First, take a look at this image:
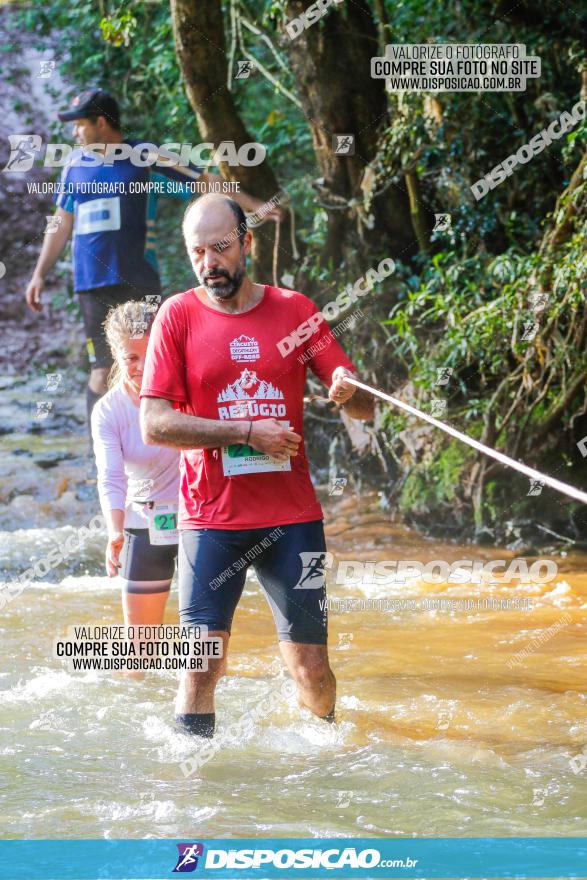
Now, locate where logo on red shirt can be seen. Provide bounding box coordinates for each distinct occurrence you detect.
[217,368,287,420]
[229,334,260,362]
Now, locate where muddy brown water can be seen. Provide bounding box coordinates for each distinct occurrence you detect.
[1,2,587,854]
[2,420,587,839]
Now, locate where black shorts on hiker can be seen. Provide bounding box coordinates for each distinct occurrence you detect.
[119,528,178,586]
[178,520,329,644]
[78,284,161,369]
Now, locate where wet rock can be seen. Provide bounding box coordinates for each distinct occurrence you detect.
[4,494,37,527]
[75,482,98,503]
[35,451,78,470]
[473,525,497,545]
[505,539,539,555]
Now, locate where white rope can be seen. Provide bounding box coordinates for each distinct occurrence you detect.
[342,376,587,506]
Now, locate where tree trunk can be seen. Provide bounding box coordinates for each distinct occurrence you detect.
[282,0,415,265]
[544,147,587,251]
[372,0,392,55]
[169,0,292,281]
[405,171,430,253]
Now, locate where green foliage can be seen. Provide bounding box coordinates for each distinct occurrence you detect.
[399,440,475,514]
[99,11,136,47]
[17,0,193,142]
[17,0,319,286]
[14,0,587,537]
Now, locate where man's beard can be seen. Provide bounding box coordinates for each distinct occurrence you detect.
[199,263,245,300]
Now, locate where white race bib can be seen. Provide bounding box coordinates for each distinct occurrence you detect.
[147,502,179,545]
[76,197,121,235]
[221,421,292,476]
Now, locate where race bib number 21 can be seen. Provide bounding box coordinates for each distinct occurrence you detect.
[148,503,179,545]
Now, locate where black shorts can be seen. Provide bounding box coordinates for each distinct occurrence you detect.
[178,520,328,644]
[78,284,161,369]
[119,528,178,589]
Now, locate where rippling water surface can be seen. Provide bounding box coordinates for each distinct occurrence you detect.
[2,5,587,853]
[3,491,587,840]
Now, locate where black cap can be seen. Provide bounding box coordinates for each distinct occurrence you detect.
[58,89,120,127]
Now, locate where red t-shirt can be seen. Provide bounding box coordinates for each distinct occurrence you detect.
[140,285,356,529]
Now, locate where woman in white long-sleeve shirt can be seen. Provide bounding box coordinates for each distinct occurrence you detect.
[91,300,180,625]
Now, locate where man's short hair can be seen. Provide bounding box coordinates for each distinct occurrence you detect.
[182,195,248,246]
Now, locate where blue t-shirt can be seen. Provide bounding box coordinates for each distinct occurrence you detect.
[54,141,202,293]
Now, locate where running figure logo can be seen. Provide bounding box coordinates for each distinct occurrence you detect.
[239,367,257,390]
[34,401,53,420]
[45,372,62,393]
[332,134,355,155]
[530,292,549,313]
[37,60,56,79]
[329,476,347,496]
[527,479,544,496]
[235,60,253,78]
[522,322,539,341]
[130,320,149,339]
[430,398,447,417]
[173,843,204,872]
[432,213,452,232]
[2,135,42,172]
[293,551,333,589]
[44,214,63,234]
[435,367,453,386]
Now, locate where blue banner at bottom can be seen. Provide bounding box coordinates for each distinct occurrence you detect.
[1,838,587,879]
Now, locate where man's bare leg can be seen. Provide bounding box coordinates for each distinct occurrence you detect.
[279,642,336,718]
[174,630,229,735]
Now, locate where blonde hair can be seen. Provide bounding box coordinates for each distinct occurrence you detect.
[103,300,158,388]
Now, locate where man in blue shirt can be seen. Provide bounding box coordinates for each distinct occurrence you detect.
[25,89,281,434]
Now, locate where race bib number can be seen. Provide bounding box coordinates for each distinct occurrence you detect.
[221,422,292,476]
[76,197,121,235]
[148,502,179,545]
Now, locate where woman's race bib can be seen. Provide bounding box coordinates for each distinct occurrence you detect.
[147,502,179,545]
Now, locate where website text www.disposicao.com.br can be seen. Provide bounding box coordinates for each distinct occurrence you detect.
[200,846,418,870]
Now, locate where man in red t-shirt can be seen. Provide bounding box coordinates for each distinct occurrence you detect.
[140,194,374,737]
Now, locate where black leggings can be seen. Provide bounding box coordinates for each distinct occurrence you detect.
[119,528,177,592]
[178,520,328,643]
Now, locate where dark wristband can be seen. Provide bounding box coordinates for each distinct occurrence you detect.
[245,420,253,445]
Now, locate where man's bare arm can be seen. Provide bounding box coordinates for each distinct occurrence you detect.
[25,208,74,312]
[141,397,249,449]
[328,367,375,421]
[141,397,302,460]
[340,387,375,421]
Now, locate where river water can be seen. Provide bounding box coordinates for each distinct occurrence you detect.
[2,2,587,853]
[1,369,587,842]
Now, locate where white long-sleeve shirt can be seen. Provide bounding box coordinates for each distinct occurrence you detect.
[91,382,180,529]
